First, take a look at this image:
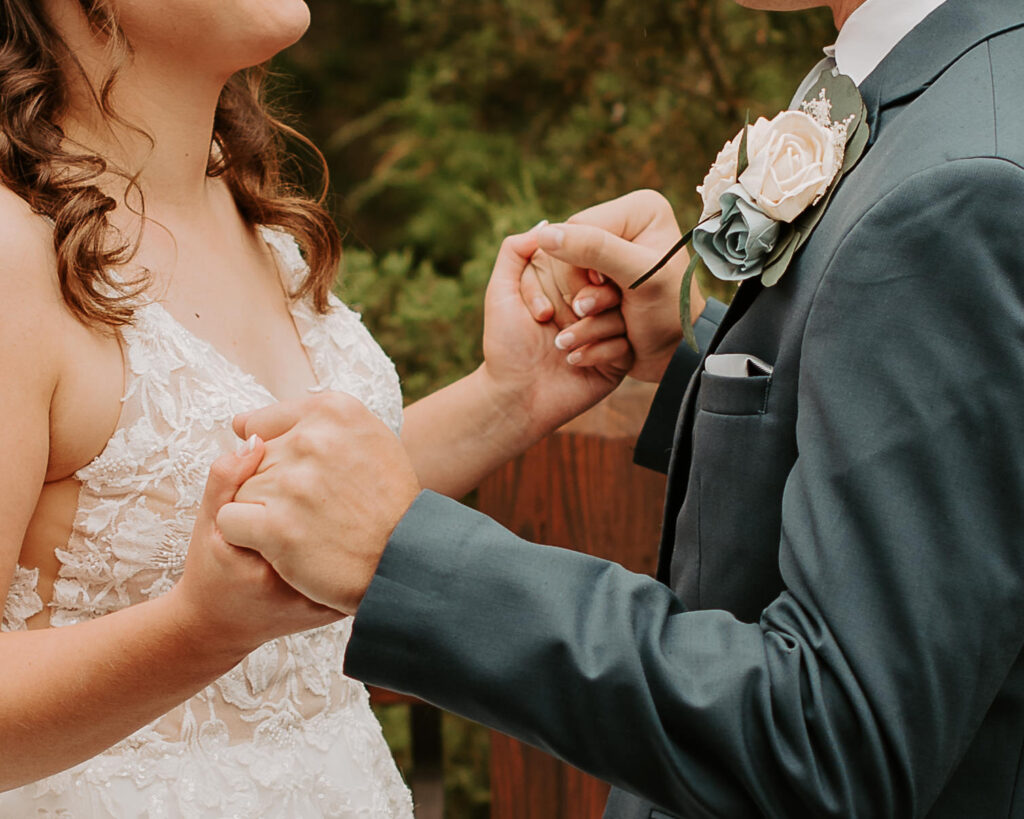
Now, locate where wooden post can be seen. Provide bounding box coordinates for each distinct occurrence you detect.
[477,378,668,819]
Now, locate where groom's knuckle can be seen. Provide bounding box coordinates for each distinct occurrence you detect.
[632,188,669,211]
[291,463,320,498]
[291,425,321,457]
[587,228,609,265]
[322,391,360,423]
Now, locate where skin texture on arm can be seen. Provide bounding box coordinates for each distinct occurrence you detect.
[229,158,1024,817]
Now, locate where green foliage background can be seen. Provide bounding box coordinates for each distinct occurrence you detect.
[274,1,833,813]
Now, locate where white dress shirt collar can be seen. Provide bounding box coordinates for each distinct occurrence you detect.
[829,0,948,85]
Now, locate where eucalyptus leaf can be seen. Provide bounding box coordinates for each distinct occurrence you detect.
[763,223,796,267]
[680,248,701,351]
[802,69,863,125]
[841,103,870,173]
[737,111,751,178]
[761,232,801,288]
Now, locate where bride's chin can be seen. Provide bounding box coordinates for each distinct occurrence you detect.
[233,1,311,65]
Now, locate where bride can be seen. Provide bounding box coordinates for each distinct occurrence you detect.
[0,0,632,815]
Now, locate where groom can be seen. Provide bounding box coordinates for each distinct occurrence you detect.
[221,0,1024,816]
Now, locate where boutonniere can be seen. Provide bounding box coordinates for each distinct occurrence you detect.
[631,69,870,349]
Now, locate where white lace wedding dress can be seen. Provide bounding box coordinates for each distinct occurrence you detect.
[0,228,415,818]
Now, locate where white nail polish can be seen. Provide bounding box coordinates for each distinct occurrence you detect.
[244,434,259,454]
[567,350,583,365]
[573,297,596,318]
[554,332,575,351]
[532,219,549,231]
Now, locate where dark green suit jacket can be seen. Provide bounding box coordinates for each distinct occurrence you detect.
[347,1,1024,815]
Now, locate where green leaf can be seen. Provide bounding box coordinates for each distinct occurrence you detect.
[762,223,796,267]
[841,101,871,174]
[736,110,751,178]
[801,69,862,125]
[760,231,801,288]
[680,249,702,351]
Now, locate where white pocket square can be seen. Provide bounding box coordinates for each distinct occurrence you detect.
[705,353,774,378]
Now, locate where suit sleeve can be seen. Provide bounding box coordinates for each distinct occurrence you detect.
[634,297,728,474]
[345,158,1024,818]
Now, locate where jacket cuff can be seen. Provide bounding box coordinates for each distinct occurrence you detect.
[633,297,728,474]
[345,490,482,692]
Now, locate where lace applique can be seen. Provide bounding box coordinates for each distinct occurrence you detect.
[1,565,43,632]
[0,228,412,817]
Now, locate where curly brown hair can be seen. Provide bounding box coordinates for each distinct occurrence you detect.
[0,0,342,328]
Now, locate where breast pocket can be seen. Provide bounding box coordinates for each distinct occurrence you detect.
[673,355,788,620]
[699,353,773,415]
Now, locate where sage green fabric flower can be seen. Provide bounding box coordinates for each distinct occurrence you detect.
[693,183,782,281]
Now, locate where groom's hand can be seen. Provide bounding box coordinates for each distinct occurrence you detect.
[522,190,706,383]
[217,394,422,615]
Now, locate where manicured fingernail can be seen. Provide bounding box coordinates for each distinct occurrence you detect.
[532,219,549,232]
[573,297,596,318]
[236,434,260,455]
[532,297,552,318]
[538,226,565,249]
[567,350,583,365]
[589,271,606,285]
[554,331,575,351]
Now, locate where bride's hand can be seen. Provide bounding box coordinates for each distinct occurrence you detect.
[167,439,341,658]
[480,226,634,438]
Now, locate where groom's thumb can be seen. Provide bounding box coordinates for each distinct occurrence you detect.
[198,436,265,528]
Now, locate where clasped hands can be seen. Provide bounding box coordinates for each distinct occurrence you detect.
[209,190,703,617]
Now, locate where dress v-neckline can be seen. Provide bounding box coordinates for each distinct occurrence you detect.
[144,299,322,404]
[139,227,323,403]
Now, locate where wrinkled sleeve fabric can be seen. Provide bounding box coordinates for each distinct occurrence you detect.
[346,158,1024,817]
[634,297,729,474]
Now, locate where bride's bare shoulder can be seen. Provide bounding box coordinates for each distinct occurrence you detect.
[0,186,60,308]
[0,186,125,480]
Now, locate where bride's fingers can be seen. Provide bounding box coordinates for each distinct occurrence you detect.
[520,266,554,322]
[566,337,634,371]
[568,282,622,319]
[234,399,311,443]
[553,311,628,353]
[526,252,580,329]
[217,501,274,556]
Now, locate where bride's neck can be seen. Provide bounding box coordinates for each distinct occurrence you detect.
[58,22,230,221]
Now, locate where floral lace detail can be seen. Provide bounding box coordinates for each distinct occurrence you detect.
[1,564,43,631]
[0,228,412,817]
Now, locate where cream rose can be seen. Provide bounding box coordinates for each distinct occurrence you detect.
[738,110,838,223]
[696,117,772,221]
